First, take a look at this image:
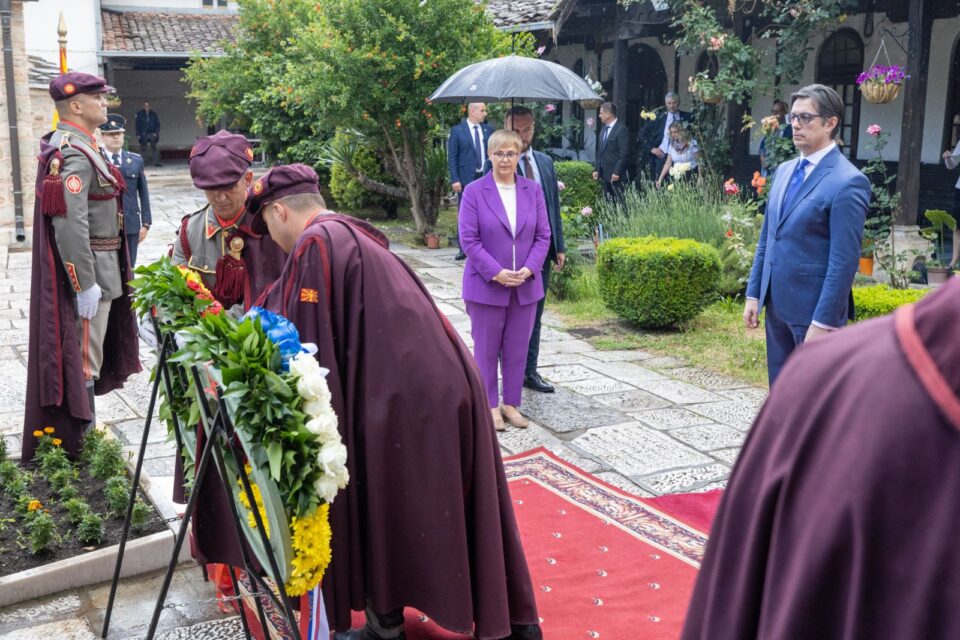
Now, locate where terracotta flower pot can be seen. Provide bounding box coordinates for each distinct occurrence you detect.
[425,233,440,249]
[927,266,951,286]
[858,256,874,276]
[860,82,902,104]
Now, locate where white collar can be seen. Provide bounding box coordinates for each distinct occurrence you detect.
[800,142,837,167]
[605,118,617,128]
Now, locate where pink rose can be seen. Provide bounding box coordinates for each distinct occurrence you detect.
[557,181,566,191]
[581,206,593,216]
[866,124,882,137]
[586,117,595,127]
[544,103,556,113]
[536,46,546,56]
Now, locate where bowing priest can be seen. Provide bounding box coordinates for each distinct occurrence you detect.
[683,279,960,640]
[247,164,543,640]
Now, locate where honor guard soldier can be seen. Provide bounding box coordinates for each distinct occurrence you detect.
[22,72,141,461]
[100,113,152,266]
[172,131,286,310]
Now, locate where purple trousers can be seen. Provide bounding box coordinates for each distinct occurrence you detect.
[466,292,538,409]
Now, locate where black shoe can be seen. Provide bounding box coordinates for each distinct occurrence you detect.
[334,607,405,640]
[455,251,466,261]
[523,372,554,393]
[505,623,543,640]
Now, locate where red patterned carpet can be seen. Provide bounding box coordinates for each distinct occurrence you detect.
[352,448,722,639]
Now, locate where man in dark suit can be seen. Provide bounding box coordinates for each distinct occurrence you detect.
[135,100,161,166]
[637,92,692,182]
[505,106,566,394]
[448,102,494,259]
[744,84,870,385]
[592,102,629,203]
[100,113,151,266]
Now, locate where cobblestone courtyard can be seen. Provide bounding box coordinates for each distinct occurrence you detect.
[0,166,766,638]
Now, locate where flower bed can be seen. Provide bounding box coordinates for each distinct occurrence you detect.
[0,428,165,578]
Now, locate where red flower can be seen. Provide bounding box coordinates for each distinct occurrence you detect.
[723,178,740,196]
[726,229,734,238]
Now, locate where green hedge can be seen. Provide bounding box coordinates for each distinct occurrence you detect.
[597,236,721,328]
[852,284,929,321]
[556,160,600,211]
[328,133,389,211]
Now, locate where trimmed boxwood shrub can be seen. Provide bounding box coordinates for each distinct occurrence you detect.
[597,236,721,328]
[852,284,928,321]
[556,160,600,210]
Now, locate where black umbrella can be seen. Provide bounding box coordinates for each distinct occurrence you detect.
[429,54,602,104]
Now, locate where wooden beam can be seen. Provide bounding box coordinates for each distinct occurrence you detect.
[895,0,933,225]
[613,38,628,120]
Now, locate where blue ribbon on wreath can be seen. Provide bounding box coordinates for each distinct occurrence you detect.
[245,306,305,369]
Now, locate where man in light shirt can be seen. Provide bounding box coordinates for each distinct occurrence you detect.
[638,91,692,181]
[743,84,870,385]
[941,142,960,267]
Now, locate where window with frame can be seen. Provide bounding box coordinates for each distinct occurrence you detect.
[816,29,864,159]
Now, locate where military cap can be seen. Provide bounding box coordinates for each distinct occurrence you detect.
[247,164,321,234]
[100,113,126,133]
[49,72,114,102]
[189,130,256,190]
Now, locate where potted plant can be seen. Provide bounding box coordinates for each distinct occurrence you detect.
[856,65,907,104]
[424,232,440,249]
[860,216,890,277]
[920,209,956,285]
[105,92,122,110]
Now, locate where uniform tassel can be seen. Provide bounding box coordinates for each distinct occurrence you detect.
[213,253,245,308]
[107,163,127,220]
[41,156,67,217]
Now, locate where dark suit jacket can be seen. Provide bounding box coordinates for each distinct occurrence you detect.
[105,150,152,232]
[638,110,693,154]
[521,150,565,263]
[448,119,494,187]
[135,109,160,143]
[594,121,630,181]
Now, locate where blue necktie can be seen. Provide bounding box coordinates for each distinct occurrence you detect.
[781,158,810,213]
[473,125,483,170]
[601,125,610,151]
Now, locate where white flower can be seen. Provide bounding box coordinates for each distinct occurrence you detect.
[302,398,329,418]
[289,352,321,379]
[557,181,566,191]
[669,162,692,179]
[297,372,331,405]
[318,442,348,478]
[314,474,341,504]
[305,411,339,442]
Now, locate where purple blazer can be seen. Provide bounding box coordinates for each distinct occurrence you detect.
[459,172,552,307]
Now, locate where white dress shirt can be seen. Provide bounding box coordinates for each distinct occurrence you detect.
[944,141,960,188]
[496,181,517,237]
[659,112,680,153]
[470,121,486,168]
[520,149,541,185]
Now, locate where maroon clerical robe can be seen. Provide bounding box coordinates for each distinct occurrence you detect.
[257,213,539,639]
[682,278,960,639]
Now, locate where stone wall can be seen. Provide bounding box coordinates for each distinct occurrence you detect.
[0,1,39,237]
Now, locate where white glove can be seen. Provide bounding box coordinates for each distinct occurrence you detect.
[76,284,103,320]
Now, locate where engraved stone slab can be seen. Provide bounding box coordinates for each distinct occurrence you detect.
[497,424,608,472]
[635,463,730,496]
[538,326,569,342]
[539,365,599,383]
[0,618,95,640]
[718,387,769,407]
[561,377,635,396]
[593,471,653,497]
[668,367,751,390]
[642,355,687,369]
[667,424,746,451]
[423,266,464,283]
[539,338,596,354]
[687,401,760,430]
[632,379,725,405]
[0,594,82,626]
[711,447,742,465]
[631,407,716,430]
[571,422,712,478]
[537,352,589,366]
[520,387,628,433]
[582,360,667,384]
[592,389,672,412]
[583,349,655,362]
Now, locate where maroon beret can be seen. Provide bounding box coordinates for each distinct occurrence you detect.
[188,131,255,190]
[247,164,321,234]
[49,72,114,101]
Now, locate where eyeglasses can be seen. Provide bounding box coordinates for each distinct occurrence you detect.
[491,151,519,160]
[788,112,824,126]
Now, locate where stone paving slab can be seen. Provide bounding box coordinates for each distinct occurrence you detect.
[582,349,655,362]
[571,422,713,478]
[631,379,726,405]
[667,367,751,390]
[711,447,742,465]
[666,423,747,451]
[519,387,627,434]
[538,364,599,383]
[538,338,595,354]
[686,401,760,431]
[581,360,667,384]
[496,423,608,474]
[560,377,636,396]
[634,463,730,495]
[536,352,590,366]
[592,471,653,497]
[717,387,768,406]
[642,355,688,369]
[592,389,672,413]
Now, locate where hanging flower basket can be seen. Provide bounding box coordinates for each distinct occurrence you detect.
[856,63,907,104]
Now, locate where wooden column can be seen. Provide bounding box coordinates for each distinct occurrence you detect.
[613,38,628,119]
[895,0,933,225]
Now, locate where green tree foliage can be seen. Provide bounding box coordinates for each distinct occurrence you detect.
[186,0,515,234]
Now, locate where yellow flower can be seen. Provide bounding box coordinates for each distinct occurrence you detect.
[52,438,63,447]
[237,465,270,539]
[43,426,55,434]
[32,430,43,438]
[285,503,332,596]
[28,499,43,511]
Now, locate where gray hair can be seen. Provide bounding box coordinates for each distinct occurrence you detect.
[665,91,680,101]
[790,84,844,138]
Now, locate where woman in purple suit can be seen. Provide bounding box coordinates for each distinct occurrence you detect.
[459,129,552,431]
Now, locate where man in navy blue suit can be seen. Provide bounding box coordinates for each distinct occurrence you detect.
[100,114,151,266]
[448,103,493,259]
[744,84,871,385]
[505,106,566,394]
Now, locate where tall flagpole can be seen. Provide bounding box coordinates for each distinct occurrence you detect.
[51,12,66,129]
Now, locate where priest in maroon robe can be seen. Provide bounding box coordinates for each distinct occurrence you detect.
[246,164,542,640]
[682,279,960,640]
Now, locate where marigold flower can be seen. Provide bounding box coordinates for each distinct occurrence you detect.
[28,499,43,511]
[52,438,63,446]
[32,430,43,438]
[44,426,55,434]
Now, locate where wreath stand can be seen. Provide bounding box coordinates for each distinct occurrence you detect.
[99,317,303,640]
